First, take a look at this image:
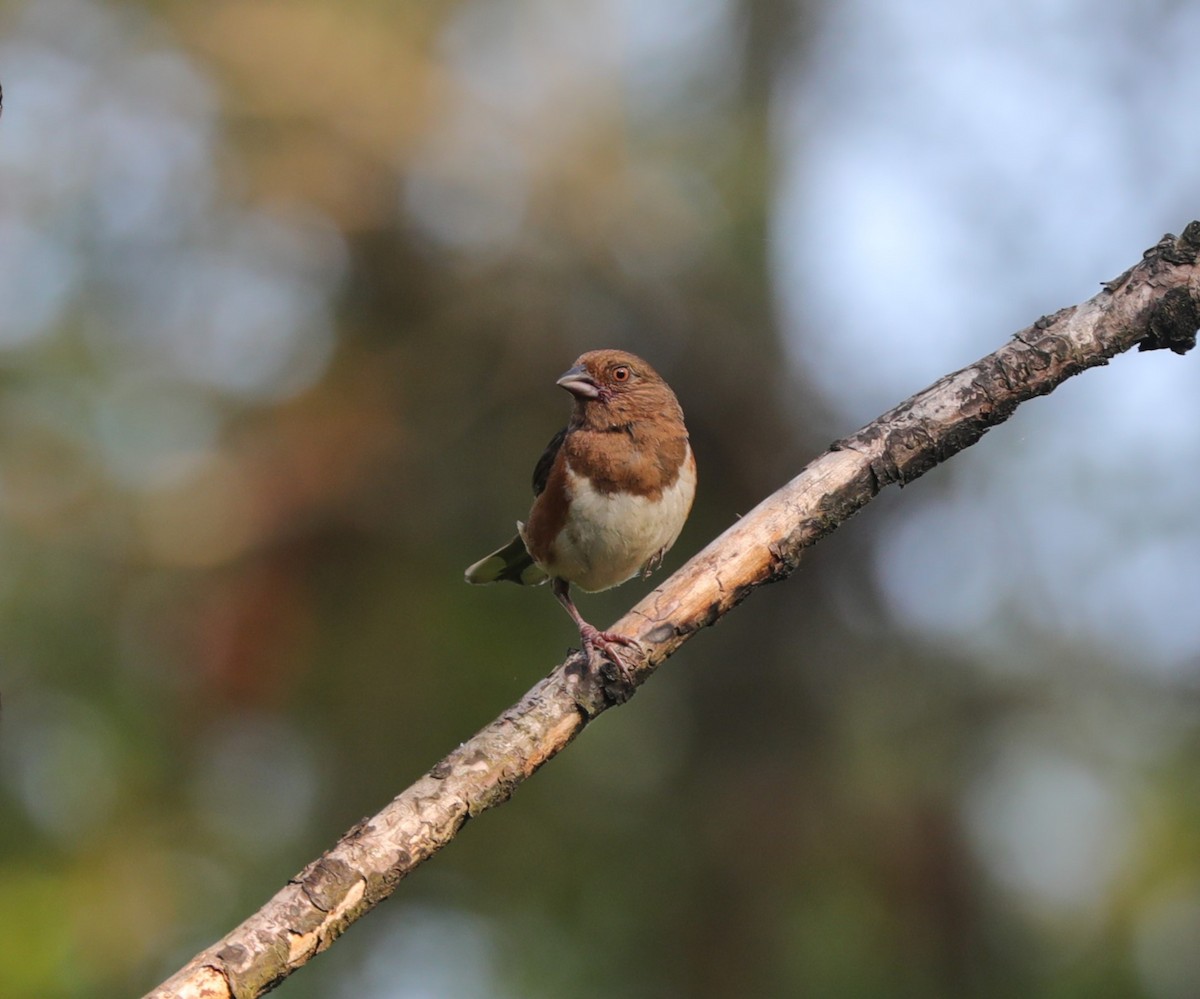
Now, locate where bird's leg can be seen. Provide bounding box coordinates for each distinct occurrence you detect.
[552,578,640,682]
[642,545,667,578]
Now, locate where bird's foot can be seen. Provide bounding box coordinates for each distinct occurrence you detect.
[578,624,642,685]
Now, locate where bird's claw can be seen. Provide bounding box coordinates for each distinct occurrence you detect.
[578,625,642,686]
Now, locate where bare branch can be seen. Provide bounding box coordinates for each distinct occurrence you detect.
[145,223,1200,999]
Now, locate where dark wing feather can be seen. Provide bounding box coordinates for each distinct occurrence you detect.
[532,427,567,496]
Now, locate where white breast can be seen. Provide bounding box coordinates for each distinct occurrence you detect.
[546,446,696,592]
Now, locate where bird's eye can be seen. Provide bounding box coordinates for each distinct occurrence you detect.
[612,366,631,382]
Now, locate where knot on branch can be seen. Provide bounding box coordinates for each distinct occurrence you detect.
[830,434,902,491]
[567,659,633,716]
[1138,285,1200,355]
[766,539,803,580]
[1152,221,1200,265]
[297,857,360,913]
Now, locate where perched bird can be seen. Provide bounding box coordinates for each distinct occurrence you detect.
[466,349,696,674]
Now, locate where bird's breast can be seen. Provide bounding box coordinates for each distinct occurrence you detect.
[547,446,696,592]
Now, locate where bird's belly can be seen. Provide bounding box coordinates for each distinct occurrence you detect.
[548,458,695,592]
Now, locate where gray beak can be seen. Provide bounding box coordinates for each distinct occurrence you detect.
[556,364,600,399]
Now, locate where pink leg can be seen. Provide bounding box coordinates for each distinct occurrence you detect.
[552,578,640,681]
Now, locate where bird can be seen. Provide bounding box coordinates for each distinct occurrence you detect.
[465,349,696,676]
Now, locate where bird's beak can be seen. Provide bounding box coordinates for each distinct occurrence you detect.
[556,364,601,399]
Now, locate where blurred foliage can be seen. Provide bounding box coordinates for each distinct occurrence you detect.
[2,1,1200,998]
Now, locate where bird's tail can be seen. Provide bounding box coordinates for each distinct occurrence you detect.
[464,531,548,586]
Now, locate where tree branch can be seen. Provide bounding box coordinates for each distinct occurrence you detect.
[145,223,1200,999]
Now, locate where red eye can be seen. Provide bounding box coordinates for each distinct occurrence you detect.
[612,366,630,382]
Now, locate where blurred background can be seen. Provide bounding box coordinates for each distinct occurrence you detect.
[2,0,1200,996]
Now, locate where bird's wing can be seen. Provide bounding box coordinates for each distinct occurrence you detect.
[532,426,568,496]
[464,427,565,587]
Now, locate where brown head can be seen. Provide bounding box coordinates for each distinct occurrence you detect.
[556,350,684,431]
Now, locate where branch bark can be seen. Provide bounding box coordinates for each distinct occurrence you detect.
[146,224,1200,999]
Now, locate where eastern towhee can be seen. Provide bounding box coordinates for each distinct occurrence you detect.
[466,349,696,675]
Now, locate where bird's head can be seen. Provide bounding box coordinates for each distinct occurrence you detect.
[556,349,682,428]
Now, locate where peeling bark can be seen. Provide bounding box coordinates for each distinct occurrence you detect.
[145,223,1200,999]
